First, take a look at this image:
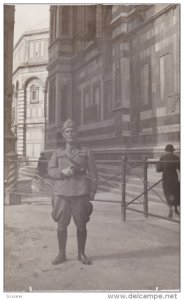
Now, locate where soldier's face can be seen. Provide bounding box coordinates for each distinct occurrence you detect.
[63,127,77,144]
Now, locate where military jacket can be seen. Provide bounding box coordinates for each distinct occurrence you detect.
[48,145,98,197]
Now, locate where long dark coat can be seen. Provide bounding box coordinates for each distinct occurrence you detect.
[156,152,180,206]
[37,155,48,177]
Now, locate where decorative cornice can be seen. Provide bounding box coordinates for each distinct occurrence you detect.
[112,106,130,113]
[47,56,72,71]
[14,28,49,50]
[128,4,178,36]
[13,61,48,76]
[110,4,178,42]
[48,37,73,50]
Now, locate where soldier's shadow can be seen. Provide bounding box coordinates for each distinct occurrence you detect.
[90,245,179,261]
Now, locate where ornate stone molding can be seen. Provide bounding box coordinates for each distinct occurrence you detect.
[22,76,44,89]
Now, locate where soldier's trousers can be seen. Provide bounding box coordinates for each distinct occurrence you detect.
[52,195,93,231]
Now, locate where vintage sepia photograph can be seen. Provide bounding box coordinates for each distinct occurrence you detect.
[4,2,181,297]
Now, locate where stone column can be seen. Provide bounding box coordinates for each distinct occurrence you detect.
[4,5,21,204]
[16,88,26,157]
[42,86,47,149]
[56,6,60,38]
[81,88,84,126]
[100,76,104,122]
[67,77,72,119]
[96,5,103,38]
[55,73,61,126]
[81,6,85,48]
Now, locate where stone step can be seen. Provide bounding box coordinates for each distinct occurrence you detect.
[19,166,37,180]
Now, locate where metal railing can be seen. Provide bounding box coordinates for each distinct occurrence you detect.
[120,156,180,223]
[4,155,180,224]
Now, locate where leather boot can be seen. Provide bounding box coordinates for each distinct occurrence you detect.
[77,229,91,265]
[52,229,67,265]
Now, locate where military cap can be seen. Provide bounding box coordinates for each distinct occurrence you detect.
[62,119,77,132]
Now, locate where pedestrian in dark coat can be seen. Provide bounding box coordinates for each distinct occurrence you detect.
[156,144,180,218]
[48,119,98,265]
[37,152,48,178]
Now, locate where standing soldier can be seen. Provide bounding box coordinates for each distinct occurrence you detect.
[156,144,180,218]
[48,119,98,265]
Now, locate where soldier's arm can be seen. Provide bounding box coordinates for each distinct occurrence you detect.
[48,151,63,179]
[86,148,98,195]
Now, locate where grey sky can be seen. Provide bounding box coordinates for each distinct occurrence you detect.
[14,4,50,44]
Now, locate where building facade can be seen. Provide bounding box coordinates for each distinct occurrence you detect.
[12,29,49,161]
[4,5,16,155]
[47,5,180,159]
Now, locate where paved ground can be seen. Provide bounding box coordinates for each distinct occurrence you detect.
[4,192,180,292]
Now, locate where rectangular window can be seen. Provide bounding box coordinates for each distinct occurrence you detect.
[83,84,101,124]
[28,41,41,59]
[121,57,130,107]
[26,131,31,141]
[30,86,39,103]
[93,84,100,120]
[104,81,112,119]
[61,86,68,122]
[83,88,91,123]
[84,90,90,108]
[115,67,122,107]
[160,54,171,102]
[40,40,45,57]
[34,41,41,57]
[32,91,37,100]
[29,41,34,59]
[141,63,149,106]
[26,144,33,157]
[73,89,81,125]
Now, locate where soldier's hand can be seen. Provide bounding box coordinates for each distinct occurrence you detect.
[61,167,74,177]
[89,192,95,201]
